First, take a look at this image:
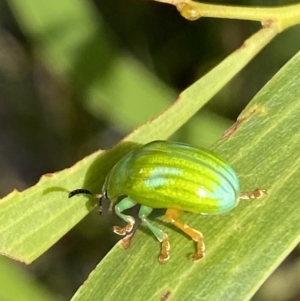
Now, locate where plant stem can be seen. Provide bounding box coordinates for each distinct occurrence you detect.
[154,0,300,32]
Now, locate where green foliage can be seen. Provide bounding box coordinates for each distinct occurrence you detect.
[71,50,300,301]
[0,25,276,263]
[1,0,300,300]
[0,257,58,301]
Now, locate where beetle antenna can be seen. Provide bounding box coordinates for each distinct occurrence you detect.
[69,188,103,214]
[69,189,93,198]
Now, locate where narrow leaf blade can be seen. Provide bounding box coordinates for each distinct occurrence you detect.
[71,51,300,301]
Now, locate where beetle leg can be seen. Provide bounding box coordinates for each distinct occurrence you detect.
[113,197,137,236]
[240,188,267,200]
[139,205,170,263]
[121,232,135,249]
[164,208,205,261]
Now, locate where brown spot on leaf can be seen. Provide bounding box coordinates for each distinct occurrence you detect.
[161,290,171,301]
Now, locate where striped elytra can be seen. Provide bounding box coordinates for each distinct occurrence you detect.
[103,140,240,214]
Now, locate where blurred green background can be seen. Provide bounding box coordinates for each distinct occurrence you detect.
[0,0,299,300]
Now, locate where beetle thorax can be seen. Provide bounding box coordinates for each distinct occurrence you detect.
[103,151,135,200]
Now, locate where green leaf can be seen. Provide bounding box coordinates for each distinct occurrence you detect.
[0,26,276,264]
[71,51,300,301]
[0,257,59,301]
[7,0,174,129]
[6,0,264,145]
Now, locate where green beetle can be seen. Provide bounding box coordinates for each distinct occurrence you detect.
[69,140,266,262]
